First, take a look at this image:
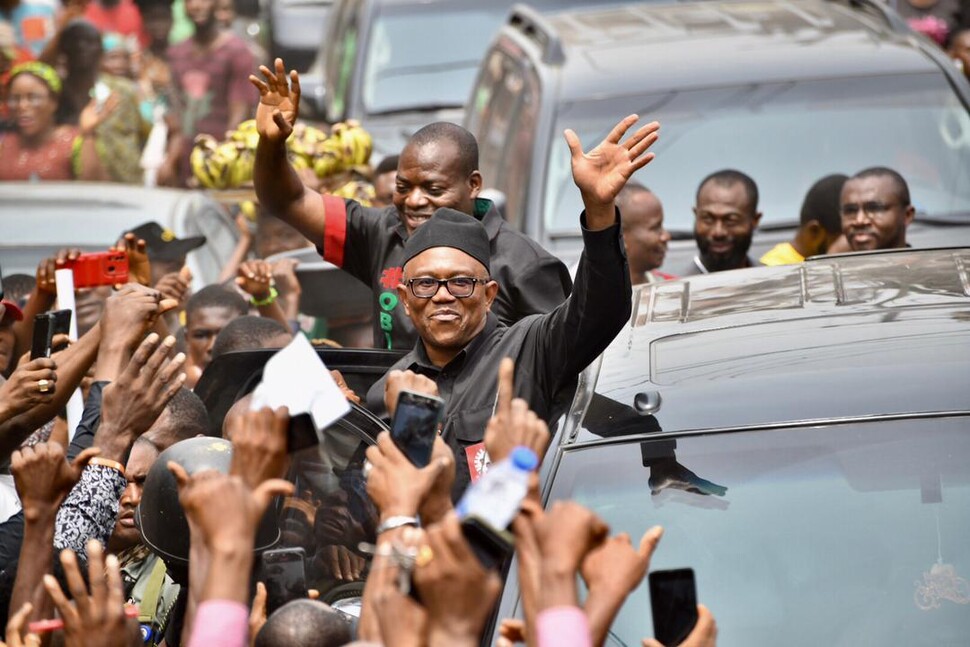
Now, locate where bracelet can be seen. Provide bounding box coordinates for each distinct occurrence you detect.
[250,286,278,307]
[89,457,125,473]
[376,515,419,535]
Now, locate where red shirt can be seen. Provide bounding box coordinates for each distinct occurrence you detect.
[84,0,147,48]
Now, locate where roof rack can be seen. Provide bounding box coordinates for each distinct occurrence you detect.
[506,3,565,65]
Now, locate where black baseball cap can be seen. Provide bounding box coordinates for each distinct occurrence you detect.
[126,221,206,262]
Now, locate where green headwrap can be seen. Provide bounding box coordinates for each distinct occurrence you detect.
[8,61,63,95]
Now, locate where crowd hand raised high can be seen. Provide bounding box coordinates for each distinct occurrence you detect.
[111,233,151,286]
[0,358,58,420]
[250,58,301,144]
[507,498,545,647]
[236,259,275,301]
[43,541,132,647]
[565,114,660,228]
[365,431,451,522]
[99,283,179,351]
[97,333,186,459]
[412,514,502,647]
[484,357,551,465]
[154,266,193,307]
[35,249,81,297]
[228,406,290,490]
[642,605,718,647]
[11,443,100,521]
[78,93,120,138]
[371,527,430,647]
[582,527,664,647]
[4,601,41,647]
[383,370,439,419]
[532,501,609,610]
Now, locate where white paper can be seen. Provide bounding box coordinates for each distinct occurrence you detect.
[249,334,351,431]
[54,269,84,441]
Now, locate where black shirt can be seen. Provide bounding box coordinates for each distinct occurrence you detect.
[366,213,632,493]
[318,196,572,350]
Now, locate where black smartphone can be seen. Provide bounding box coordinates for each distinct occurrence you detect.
[259,547,308,615]
[51,309,72,336]
[460,516,513,571]
[390,390,444,468]
[30,313,57,360]
[649,568,698,646]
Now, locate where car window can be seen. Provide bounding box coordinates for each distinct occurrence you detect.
[361,4,504,115]
[540,416,970,646]
[541,73,970,235]
[325,0,361,121]
[470,50,540,229]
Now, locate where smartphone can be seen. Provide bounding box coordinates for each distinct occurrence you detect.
[649,568,698,647]
[64,251,129,288]
[31,313,57,360]
[390,390,444,468]
[460,516,513,571]
[259,547,308,615]
[51,309,72,336]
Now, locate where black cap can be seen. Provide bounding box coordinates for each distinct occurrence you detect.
[126,221,206,262]
[402,208,490,273]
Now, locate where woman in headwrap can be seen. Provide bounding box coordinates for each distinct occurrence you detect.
[0,61,112,180]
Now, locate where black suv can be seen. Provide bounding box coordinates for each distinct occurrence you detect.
[465,0,970,270]
[491,247,970,644]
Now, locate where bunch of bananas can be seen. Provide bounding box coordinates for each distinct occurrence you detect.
[190,119,375,190]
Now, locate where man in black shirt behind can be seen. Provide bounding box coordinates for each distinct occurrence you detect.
[251,59,571,350]
[366,114,661,493]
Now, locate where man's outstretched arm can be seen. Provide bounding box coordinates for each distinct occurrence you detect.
[252,58,327,245]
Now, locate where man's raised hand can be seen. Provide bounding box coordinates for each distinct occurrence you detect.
[11,443,100,522]
[565,115,660,228]
[250,58,301,144]
[484,358,550,465]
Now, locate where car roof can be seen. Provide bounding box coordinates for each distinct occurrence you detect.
[514,0,938,102]
[574,248,970,444]
[0,182,204,247]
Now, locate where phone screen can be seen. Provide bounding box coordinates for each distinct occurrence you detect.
[30,313,56,360]
[649,568,698,646]
[260,548,308,615]
[390,390,444,468]
[51,309,72,336]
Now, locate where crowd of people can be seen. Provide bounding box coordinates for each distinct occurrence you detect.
[1,0,968,644]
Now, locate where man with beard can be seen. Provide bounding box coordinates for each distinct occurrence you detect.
[679,169,761,275]
[840,167,914,252]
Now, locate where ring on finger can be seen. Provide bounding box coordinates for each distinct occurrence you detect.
[362,460,373,480]
[414,545,434,568]
[37,379,52,393]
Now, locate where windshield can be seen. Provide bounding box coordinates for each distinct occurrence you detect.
[543,73,970,235]
[361,5,504,115]
[541,417,970,646]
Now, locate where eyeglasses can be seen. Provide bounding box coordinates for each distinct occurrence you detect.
[841,202,902,220]
[406,277,488,298]
[5,94,48,109]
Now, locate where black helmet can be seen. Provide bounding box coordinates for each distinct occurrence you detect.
[135,436,281,565]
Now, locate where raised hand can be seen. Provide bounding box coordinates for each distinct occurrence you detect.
[484,357,550,465]
[168,463,293,552]
[565,115,660,227]
[5,601,41,647]
[154,266,192,308]
[365,432,450,522]
[582,527,664,647]
[250,58,301,144]
[112,233,151,286]
[11,443,100,521]
[97,333,186,459]
[412,515,502,646]
[642,604,718,647]
[36,249,82,297]
[78,94,120,138]
[236,259,274,301]
[228,406,290,490]
[383,370,439,418]
[43,541,131,647]
[0,358,58,417]
[371,527,430,647]
[99,283,178,352]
